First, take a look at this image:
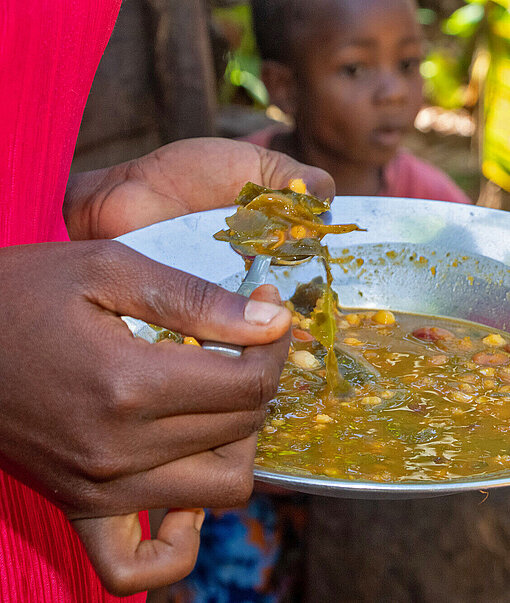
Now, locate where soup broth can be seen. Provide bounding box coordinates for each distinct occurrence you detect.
[256,307,510,482]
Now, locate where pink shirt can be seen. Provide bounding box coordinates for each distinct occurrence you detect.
[243,126,472,205]
[0,1,148,600]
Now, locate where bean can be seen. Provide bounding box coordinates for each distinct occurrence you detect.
[291,328,315,343]
[412,327,454,341]
[473,351,510,367]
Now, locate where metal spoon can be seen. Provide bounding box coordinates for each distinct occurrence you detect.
[201,248,313,357]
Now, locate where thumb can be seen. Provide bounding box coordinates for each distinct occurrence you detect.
[256,146,336,201]
[72,509,204,596]
[88,241,291,346]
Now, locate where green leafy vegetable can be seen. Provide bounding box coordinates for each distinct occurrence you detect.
[213,182,363,258]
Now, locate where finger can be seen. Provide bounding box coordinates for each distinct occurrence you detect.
[75,409,267,480]
[72,509,204,596]
[67,435,258,517]
[105,321,290,417]
[65,332,287,477]
[139,138,335,214]
[255,145,336,201]
[249,284,283,305]
[85,241,291,347]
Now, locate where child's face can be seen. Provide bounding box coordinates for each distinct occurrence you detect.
[293,0,423,167]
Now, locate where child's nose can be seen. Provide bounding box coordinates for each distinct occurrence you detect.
[373,71,408,106]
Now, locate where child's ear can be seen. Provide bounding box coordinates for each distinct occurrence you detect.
[261,61,297,117]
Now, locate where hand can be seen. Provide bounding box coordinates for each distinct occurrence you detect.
[64,137,335,239]
[0,240,291,594]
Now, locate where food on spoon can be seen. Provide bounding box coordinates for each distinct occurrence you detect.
[214,180,364,397]
[213,180,363,259]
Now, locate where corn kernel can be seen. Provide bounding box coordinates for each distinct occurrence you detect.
[479,367,496,376]
[345,313,361,326]
[288,178,307,193]
[284,300,295,312]
[290,225,308,239]
[300,317,312,329]
[483,334,506,347]
[183,336,200,346]
[373,310,396,325]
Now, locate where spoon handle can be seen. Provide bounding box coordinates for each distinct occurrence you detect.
[201,255,272,357]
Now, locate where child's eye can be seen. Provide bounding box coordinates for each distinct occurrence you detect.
[339,63,366,78]
[400,58,421,74]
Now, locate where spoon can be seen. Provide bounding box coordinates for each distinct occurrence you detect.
[201,248,313,357]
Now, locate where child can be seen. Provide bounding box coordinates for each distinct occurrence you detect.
[172,1,471,601]
[247,0,472,204]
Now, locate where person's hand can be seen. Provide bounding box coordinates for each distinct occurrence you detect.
[0,240,291,595]
[64,137,335,239]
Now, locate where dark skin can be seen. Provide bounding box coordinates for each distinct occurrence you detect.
[1,137,334,595]
[261,0,424,195]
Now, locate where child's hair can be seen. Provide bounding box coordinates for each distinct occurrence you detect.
[251,0,418,64]
[251,0,331,64]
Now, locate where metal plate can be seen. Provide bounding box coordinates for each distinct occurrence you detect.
[117,196,510,499]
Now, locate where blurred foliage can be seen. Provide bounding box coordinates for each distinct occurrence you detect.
[213,4,268,106]
[421,0,509,190]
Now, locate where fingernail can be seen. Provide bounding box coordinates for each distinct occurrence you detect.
[244,300,283,325]
[194,509,205,531]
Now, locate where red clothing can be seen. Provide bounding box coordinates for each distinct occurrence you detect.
[243,126,472,205]
[0,1,148,600]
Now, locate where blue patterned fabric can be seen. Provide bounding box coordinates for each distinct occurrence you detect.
[173,494,280,603]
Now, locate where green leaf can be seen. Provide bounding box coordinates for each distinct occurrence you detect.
[483,28,510,191]
[309,280,351,397]
[443,3,485,37]
[234,182,331,214]
[421,50,466,108]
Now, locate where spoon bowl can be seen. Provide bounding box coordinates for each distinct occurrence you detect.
[201,251,313,357]
[230,242,315,266]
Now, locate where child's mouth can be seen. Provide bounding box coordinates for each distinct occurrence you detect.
[371,127,404,148]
